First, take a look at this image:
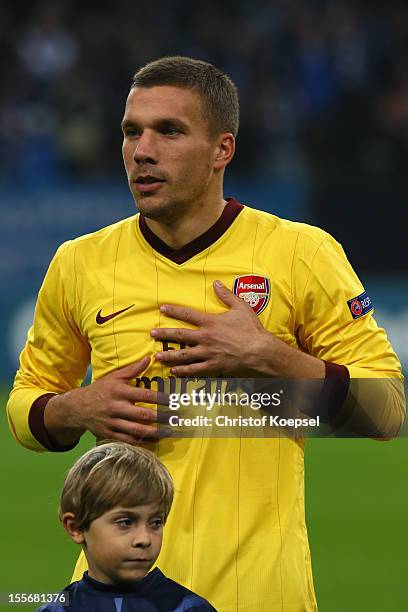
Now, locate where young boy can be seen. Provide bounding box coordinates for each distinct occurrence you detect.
[37,442,216,611]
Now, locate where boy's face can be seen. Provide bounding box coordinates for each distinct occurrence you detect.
[79,503,164,584]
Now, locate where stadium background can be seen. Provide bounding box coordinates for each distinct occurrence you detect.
[0,1,407,610]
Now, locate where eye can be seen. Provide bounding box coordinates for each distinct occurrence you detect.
[115,518,132,528]
[150,517,164,529]
[122,125,141,137]
[161,126,182,136]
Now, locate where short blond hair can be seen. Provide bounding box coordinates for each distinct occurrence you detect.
[59,442,173,530]
[132,56,239,138]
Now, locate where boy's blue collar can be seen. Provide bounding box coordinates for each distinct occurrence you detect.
[82,567,164,594]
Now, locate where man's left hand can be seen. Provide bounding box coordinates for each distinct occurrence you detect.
[151,280,267,377]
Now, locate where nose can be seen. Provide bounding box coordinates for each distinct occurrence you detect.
[131,524,152,548]
[133,130,157,165]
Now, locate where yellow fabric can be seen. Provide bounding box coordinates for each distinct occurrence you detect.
[7,205,403,611]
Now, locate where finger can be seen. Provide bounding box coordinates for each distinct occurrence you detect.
[155,346,204,365]
[114,356,151,381]
[109,419,161,441]
[112,404,170,425]
[110,419,170,441]
[110,402,158,423]
[155,405,176,423]
[160,304,207,326]
[121,385,160,406]
[150,327,199,345]
[100,431,151,445]
[120,387,169,411]
[169,361,219,377]
[97,429,161,445]
[213,280,242,308]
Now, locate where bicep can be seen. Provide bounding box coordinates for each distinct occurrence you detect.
[295,237,402,378]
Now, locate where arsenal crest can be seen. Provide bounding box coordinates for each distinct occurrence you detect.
[233,275,270,315]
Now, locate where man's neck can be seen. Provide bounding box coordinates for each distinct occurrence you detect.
[144,198,227,250]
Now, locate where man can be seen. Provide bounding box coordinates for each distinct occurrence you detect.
[7,57,405,611]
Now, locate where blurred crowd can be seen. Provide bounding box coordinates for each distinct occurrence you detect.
[1,0,408,186]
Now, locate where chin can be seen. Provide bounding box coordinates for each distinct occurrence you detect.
[136,198,182,224]
[115,570,149,583]
[135,196,165,215]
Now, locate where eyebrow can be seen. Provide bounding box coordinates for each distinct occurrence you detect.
[121,119,136,131]
[121,117,190,132]
[109,508,164,518]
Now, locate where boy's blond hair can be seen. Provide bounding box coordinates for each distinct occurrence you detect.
[59,442,174,530]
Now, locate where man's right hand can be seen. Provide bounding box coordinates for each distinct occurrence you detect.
[44,356,161,447]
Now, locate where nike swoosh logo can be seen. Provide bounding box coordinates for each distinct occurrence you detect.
[96,305,134,324]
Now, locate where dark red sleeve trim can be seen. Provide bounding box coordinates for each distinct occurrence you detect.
[28,393,79,452]
[324,361,349,379]
[323,361,350,420]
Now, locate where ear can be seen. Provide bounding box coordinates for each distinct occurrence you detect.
[213,133,235,170]
[61,512,86,545]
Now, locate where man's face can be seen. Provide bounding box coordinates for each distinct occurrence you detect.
[122,85,220,223]
[82,504,164,584]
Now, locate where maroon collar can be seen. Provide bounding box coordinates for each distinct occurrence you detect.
[139,198,244,264]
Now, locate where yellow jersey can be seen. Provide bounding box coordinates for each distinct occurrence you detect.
[7,199,403,611]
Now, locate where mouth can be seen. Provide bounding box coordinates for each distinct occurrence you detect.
[133,175,165,194]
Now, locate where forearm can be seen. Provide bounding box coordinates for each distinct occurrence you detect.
[334,377,406,439]
[7,365,86,452]
[247,330,326,378]
[43,390,86,448]
[7,388,85,452]
[7,385,54,452]
[246,331,405,438]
